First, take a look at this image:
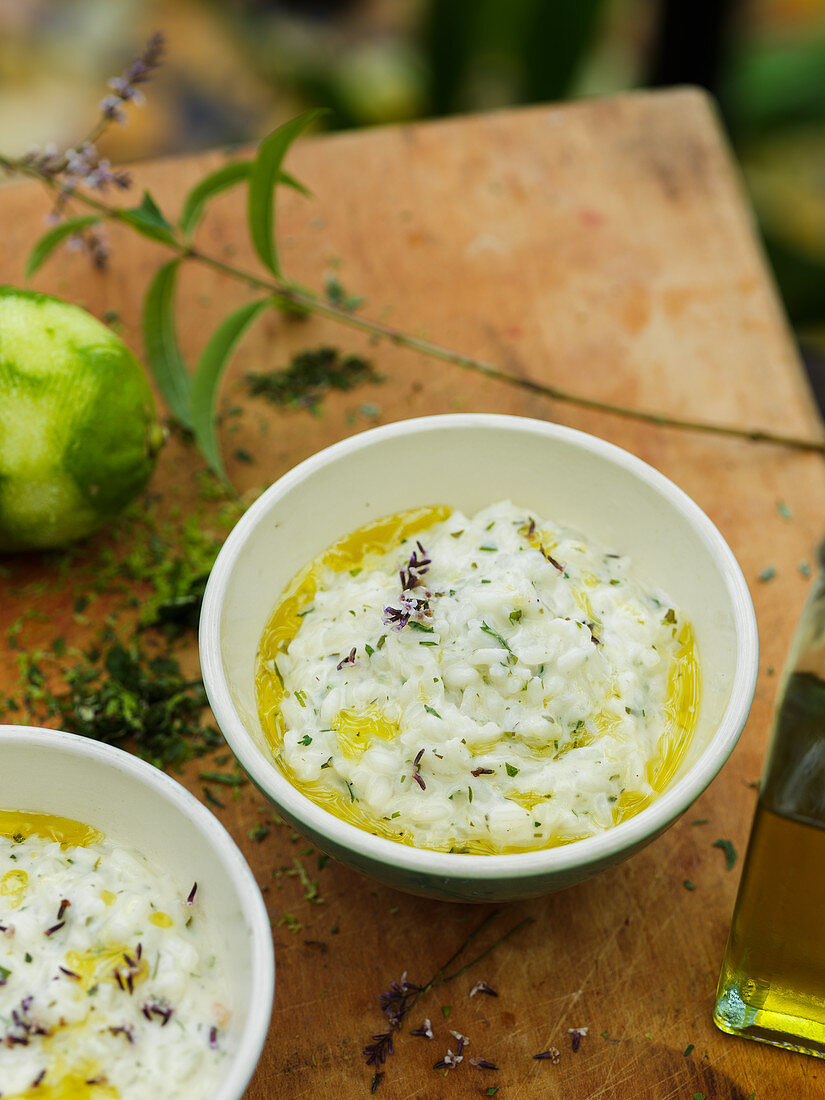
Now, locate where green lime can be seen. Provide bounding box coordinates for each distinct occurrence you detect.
[0,286,164,552]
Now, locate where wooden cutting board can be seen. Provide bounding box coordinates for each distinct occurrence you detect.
[2,87,824,1098]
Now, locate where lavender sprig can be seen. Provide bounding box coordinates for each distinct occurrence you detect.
[100,32,165,121]
[9,33,164,266]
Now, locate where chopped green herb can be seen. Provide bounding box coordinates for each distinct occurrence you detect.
[758,566,776,582]
[245,346,380,414]
[321,757,333,769]
[509,609,523,624]
[777,500,793,520]
[346,780,356,802]
[480,621,516,662]
[248,824,270,842]
[663,608,677,624]
[692,818,708,825]
[24,953,32,964]
[293,857,323,904]
[297,607,315,617]
[0,965,10,981]
[799,561,811,578]
[391,811,400,819]
[419,640,438,646]
[684,1043,694,1056]
[479,545,497,552]
[409,622,434,633]
[610,578,621,585]
[298,734,312,746]
[441,1005,451,1018]
[198,771,246,787]
[376,635,387,650]
[713,838,737,869]
[486,1089,499,1097]
[278,912,302,934]
[683,879,696,891]
[294,690,307,707]
[424,705,442,718]
[505,762,519,778]
[203,787,225,809]
[365,644,375,657]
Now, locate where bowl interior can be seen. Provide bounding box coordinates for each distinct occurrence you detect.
[205,415,755,884]
[0,727,273,1100]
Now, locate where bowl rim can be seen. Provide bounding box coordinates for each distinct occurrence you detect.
[200,413,759,881]
[0,724,275,1099]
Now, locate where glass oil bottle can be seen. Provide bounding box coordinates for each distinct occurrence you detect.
[714,553,825,1056]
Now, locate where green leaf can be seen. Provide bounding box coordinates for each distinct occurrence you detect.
[248,109,325,276]
[190,298,269,479]
[25,215,102,278]
[116,190,178,246]
[179,161,311,241]
[142,259,192,427]
[180,161,252,240]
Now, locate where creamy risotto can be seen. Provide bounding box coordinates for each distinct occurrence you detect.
[256,501,699,853]
[0,812,229,1099]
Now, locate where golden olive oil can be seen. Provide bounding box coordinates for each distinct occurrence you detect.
[714,802,825,1055]
[255,506,700,853]
[715,669,825,1055]
[0,810,103,847]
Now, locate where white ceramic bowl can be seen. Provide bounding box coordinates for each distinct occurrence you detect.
[200,414,758,901]
[0,725,274,1098]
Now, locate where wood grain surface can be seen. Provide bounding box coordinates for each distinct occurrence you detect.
[2,88,825,1098]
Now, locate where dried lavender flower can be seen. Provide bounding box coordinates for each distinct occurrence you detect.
[383,543,433,630]
[568,1026,588,1052]
[469,1058,498,1070]
[336,647,357,671]
[410,1018,433,1039]
[534,1047,561,1064]
[469,980,498,998]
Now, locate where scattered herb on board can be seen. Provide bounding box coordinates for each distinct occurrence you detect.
[757,566,776,583]
[799,561,811,578]
[713,838,738,870]
[245,347,381,415]
[683,879,696,891]
[198,771,246,787]
[56,636,218,768]
[362,910,532,1091]
[203,788,225,809]
[776,501,793,520]
[291,857,323,904]
[684,1043,695,1056]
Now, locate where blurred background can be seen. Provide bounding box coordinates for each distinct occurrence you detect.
[0,0,823,379]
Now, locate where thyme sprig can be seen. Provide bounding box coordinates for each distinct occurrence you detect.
[1,32,821,483]
[362,910,532,1091]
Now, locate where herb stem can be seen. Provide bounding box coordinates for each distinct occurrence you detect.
[6,155,825,457]
[434,916,534,987]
